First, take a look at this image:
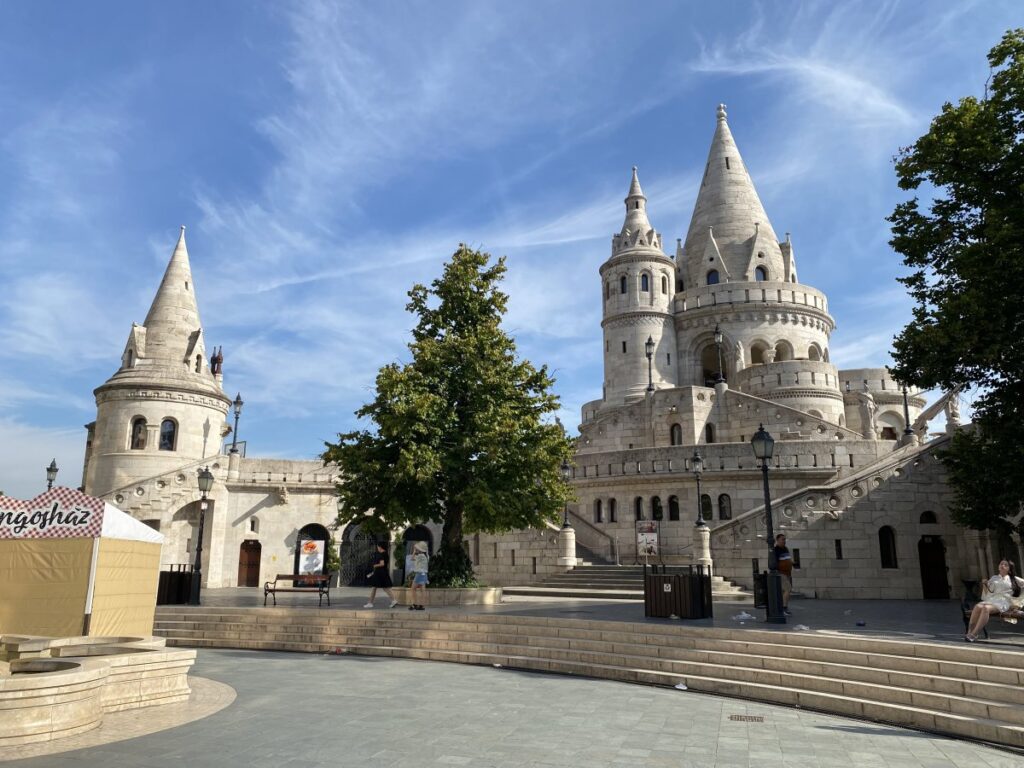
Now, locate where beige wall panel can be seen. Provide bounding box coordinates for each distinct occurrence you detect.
[0,539,92,636]
[89,540,162,636]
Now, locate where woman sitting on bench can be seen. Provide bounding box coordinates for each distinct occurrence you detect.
[965,559,1024,642]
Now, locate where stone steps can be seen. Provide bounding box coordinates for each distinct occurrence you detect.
[154,608,1024,748]
[503,565,750,601]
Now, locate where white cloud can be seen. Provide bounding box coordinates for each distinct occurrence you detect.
[0,418,85,499]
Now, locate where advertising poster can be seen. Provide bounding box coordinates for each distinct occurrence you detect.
[636,520,659,557]
[299,539,325,574]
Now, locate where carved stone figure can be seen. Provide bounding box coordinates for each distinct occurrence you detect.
[734,340,745,371]
[762,348,776,364]
[856,392,877,439]
[945,392,961,425]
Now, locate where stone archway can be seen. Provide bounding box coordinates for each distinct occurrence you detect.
[918,535,950,599]
[340,524,377,587]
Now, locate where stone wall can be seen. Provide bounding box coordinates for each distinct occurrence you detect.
[468,526,564,586]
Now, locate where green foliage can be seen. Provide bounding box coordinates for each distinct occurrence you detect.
[323,533,341,575]
[429,542,481,588]
[323,245,575,586]
[888,29,1024,534]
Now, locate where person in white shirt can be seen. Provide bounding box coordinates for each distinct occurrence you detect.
[966,559,1024,641]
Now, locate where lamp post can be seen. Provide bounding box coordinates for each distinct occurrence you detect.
[45,459,59,490]
[751,425,786,624]
[560,460,572,527]
[644,336,655,392]
[901,383,914,438]
[691,450,705,526]
[189,466,215,606]
[230,393,244,453]
[713,324,724,384]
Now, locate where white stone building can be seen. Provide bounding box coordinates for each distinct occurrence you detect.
[81,228,438,590]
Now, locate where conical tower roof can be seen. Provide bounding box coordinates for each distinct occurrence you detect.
[681,105,785,284]
[620,166,653,238]
[142,226,202,363]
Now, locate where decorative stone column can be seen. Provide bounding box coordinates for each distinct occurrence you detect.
[695,524,713,574]
[557,525,578,570]
[228,450,241,481]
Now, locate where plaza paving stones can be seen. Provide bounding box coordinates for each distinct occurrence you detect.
[2,648,1021,768]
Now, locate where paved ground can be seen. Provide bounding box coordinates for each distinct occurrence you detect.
[5,648,1021,768]
[195,587,1024,647]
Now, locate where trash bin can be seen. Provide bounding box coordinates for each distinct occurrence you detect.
[753,571,768,609]
[157,565,194,605]
[675,566,713,619]
[644,572,683,618]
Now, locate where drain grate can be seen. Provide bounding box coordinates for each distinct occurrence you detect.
[728,715,764,722]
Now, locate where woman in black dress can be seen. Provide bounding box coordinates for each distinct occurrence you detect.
[363,542,398,609]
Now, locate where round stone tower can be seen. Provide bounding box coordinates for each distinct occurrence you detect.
[599,168,678,404]
[83,228,231,497]
[674,106,843,422]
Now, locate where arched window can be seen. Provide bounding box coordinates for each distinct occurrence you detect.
[641,273,650,292]
[755,266,768,282]
[661,275,668,294]
[620,275,627,294]
[718,494,732,520]
[775,340,794,362]
[130,417,147,450]
[594,499,603,524]
[706,270,720,285]
[651,496,663,521]
[634,497,644,520]
[879,526,898,569]
[608,499,617,523]
[919,510,937,524]
[159,419,177,451]
[670,423,683,446]
[125,348,135,368]
[705,424,715,444]
[700,494,713,521]
[668,495,680,521]
[808,344,822,361]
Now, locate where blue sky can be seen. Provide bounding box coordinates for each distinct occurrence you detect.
[0,1,1016,498]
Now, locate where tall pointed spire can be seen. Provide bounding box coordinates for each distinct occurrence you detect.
[618,166,656,246]
[142,226,203,364]
[681,105,785,284]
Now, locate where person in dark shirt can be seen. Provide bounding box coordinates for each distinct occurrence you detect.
[363,542,398,609]
[773,533,793,615]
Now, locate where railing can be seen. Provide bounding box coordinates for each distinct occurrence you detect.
[567,508,618,564]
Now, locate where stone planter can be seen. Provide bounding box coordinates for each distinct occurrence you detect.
[391,587,502,606]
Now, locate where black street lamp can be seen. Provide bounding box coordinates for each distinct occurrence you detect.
[713,324,725,384]
[230,393,244,454]
[46,459,59,490]
[644,336,655,392]
[189,466,215,606]
[691,450,705,526]
[901,383,914,438]
[751,425,786,624]
[560,460,572,527]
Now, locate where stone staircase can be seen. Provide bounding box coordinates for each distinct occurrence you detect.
[154,606,1024,749]
[502,564,750,601]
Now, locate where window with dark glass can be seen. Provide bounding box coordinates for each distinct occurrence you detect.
[159,419,177,451]
[755,266,768,281]
[620,276,627,294]
[651,496,663,521]
[668,496,680,521]
[879,526,898,569]
[634,497,644,520]
[130,418,147,450]
[700,494,713,521]
[707,270,720,285]
[718,494,732,520]
[670,423,682,446]
[641,273,650,292]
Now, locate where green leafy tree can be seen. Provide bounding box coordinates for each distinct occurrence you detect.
[322,245,574,585]
[888,29,1024,536]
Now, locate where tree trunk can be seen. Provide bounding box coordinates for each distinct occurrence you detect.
[442,504,463,551]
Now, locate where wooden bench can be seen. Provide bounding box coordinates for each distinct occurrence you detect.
[264,573,331,607]
[960,579,1024,638]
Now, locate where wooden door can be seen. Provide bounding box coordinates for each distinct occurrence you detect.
[237,540,262,587]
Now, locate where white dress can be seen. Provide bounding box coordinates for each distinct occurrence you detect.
[981,575,1024,613]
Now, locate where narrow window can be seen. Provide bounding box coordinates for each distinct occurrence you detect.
[879,527,898,569]
[608,499,617,523]
[634,497,644,520]
[792,548,801,569]
[725,157,731,170]
[249,517,259,533]
[195,354,202,373]
[130,417,147,450]
[594,499,603,524]
[707,270,720,285]
[700,494,713,521]
[125,349,135,368]
[668,495,680,521]
[718,494,732,520]
[622,341,627,354]
[620,276,627,294]
[755,266,768,282]
[661,276,668,294]
[705,424,715,444]
[651,496,663,521]
[511,549,516,567]
[677,278,684,292]
[666,353,671,365]
[532,557,537,575]
[605,282,610,300]
[641,273,650,292]
[835,539,844,560]
[634,201,639,210]
[159,419,177,451]
[670,424,682,446]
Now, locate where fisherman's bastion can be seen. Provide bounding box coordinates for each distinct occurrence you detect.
[79,106,1008,600]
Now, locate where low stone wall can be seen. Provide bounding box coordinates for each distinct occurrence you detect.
[0,636,196,745]
[392,587,502,606]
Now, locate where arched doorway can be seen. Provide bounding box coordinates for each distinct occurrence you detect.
[294,523,330,575]
[918,535,950,599]
[237,540,262,587]
[340,524,378,587]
